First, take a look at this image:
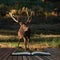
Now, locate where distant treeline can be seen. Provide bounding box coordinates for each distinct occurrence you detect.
[0,16,60,25]
[0,0,58,9]
[0,17,60,34]
[0,0,60,35]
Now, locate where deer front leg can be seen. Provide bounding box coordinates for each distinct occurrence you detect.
[27,38,29,49]
[23,37,27,50]
[18,39,20,48]
[18,31,23,48]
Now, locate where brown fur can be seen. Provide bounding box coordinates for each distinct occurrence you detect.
[18,22,31,49]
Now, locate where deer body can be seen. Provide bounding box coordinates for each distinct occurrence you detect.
[18,22,30,39]
[18,22,30,49]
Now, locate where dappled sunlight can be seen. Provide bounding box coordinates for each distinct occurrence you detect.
[0,35,17,40]
[0,42,49,49]
[32,34,60,38]
[0,34,60,40]
[29,43,49,51]
[51,11,58,16]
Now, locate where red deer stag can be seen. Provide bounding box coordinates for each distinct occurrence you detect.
[9,9,32,50]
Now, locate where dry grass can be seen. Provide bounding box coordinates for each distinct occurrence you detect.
[33,34,60,38]
[0,35,17,40]
[0,34,60,40]
[0,42,49,49]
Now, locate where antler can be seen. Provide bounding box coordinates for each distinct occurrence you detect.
[9,7,33,23]
[26,9,33,23]
[9,12,18,23]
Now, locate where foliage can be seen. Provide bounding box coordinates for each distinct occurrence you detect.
[0,4,9,16]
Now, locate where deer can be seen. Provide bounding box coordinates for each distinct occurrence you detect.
[9,8,33,50]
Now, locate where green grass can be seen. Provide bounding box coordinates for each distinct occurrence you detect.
[0,29,60,48]
[0,35,60,48]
